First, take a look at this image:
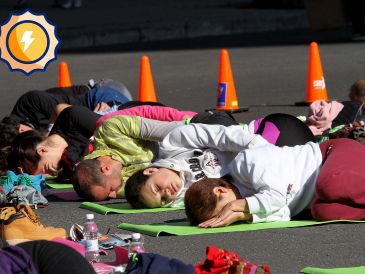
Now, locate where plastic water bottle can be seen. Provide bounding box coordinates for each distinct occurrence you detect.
[84,213,100,263]
[128,233,145,258]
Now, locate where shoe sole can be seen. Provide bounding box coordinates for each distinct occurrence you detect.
[6,238,31,245]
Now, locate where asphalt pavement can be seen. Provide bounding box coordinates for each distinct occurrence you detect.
[1,42,365,273]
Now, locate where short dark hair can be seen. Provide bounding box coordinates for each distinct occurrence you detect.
[184,177,232,226]
[72,159,106,201]
[0,116,20,148]
[124,168,150,208]
[0,146,12,176]
[7,130,45,174]
[349,80,365,100]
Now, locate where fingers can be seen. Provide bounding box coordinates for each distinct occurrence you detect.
[93,103,102,112]
[45,162,60,176]
[94,102,110,112]
[198,211,244,228]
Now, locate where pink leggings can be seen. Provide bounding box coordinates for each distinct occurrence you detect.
[311,138,365,220]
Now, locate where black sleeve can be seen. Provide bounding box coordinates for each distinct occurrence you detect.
[50,106,101,178]
[50,105,100,144]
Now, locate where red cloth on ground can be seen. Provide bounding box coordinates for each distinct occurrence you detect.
[312,138,365,220]
[195,246,270,274]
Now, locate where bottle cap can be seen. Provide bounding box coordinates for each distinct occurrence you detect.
[131,233,141,240]
[86,213,94,220]
[112,265,126,273]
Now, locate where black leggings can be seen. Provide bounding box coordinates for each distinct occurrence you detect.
[255,113,315,146]
[17,240,96,274]
[190,110,239,127]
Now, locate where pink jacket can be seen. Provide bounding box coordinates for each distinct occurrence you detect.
[95,105,197,127]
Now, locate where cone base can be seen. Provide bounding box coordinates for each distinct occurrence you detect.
[209,106,249,113]
[295,101,311,106]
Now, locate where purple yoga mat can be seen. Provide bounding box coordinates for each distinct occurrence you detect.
[49,191,83,201]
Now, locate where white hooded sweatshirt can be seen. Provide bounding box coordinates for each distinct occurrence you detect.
[152,123,323,223]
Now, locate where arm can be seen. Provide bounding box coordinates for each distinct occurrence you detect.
[139,117,184,142]
[95,105,197,127]
[199,199,252,228]
[228,147,292,223]
[85,116,156,162]
[159,123,269,157]
[49,104,71,124]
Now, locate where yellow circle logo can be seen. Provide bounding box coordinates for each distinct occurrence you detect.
[0,10,59,75]
[8,22,49,63]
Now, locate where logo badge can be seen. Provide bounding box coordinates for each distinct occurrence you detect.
[217,82,227,107]
[0,9,59,75]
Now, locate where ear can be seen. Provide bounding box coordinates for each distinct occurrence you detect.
[18,124,32,133]
[212,186,229,199]
[142,167,159,176]
[100,163,112,175]
[36,146,47,155]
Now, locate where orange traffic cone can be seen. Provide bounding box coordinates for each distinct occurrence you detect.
[138,56,157,102]
[296,42,328,106]
[215,49,248,112]
[58,61,72,88]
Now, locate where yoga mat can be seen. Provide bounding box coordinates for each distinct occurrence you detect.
[46,182,73,189]
[301,266,365,274]
[48,191,83,201]
[80,202,184,215]
[118,220,365,237]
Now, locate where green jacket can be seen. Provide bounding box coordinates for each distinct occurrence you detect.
[84,116,158,197]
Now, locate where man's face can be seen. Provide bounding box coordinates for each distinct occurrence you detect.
[89,178,122,201]
[89,160,123,201]
[139,168,182,208]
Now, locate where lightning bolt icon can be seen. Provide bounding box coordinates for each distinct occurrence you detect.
[20,31,35,52]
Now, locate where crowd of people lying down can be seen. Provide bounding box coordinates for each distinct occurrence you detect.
[2,78,365,228]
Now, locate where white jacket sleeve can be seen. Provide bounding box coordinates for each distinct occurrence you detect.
[159,123,268,157]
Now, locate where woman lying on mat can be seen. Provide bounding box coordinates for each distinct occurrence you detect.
[0,79,134,175]
[124,115,316,208]
[184,137,365,227]
[7,104,197,179]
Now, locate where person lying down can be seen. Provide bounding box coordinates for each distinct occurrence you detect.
[184,138,365,228]
[125,114,315,209]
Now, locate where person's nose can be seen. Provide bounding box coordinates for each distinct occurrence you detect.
[108,191,117,199]
[164,187,170,195]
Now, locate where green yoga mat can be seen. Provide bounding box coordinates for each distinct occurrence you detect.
[301,266,365,274]
[80,202,184,215]
[46,182,73,189]
[118,220,365,237]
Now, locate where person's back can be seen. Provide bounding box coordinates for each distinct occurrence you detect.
[227,142,322,222]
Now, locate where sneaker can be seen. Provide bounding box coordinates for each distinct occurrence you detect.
[0,205,66,245]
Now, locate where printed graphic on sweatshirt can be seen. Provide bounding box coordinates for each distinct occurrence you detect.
[185,150,222,181]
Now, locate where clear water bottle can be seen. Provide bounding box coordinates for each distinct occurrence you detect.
[84,213,100,263]
[128,233,145,258]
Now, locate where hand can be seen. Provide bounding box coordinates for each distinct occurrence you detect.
[93,102,110,113]
[44,162,61,176]
[198,199,251,228]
